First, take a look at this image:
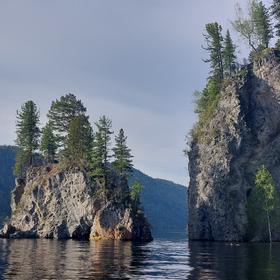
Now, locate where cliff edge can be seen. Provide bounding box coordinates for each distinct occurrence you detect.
[0,166,152,241]
[188,49,280,242]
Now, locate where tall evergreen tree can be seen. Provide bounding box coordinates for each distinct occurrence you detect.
[40,122,57,164]
[112,129,133,178]
[252,0,272,48]
[47,94,87,147]
[15,100,40,176]
[90,116,113,190]
[62,115,93,169]
[203,22,224,83]
[271,0,280,37]
[223,30,236,76]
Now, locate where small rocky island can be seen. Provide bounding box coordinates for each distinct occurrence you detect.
[0,94,152,241]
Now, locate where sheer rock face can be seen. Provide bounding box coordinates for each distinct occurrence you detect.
[188,50,280,242]
[0,166,152,241]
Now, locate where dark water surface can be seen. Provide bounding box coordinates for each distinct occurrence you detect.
[1,237,280,280]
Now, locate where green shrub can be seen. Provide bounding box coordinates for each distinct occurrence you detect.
[192,77,220,140]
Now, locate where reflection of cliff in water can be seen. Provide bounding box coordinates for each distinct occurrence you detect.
[90,240,146,279]
[188,241,248,280]
[188,241,280,280]
[7,239,280,279]
[0,239,149,280]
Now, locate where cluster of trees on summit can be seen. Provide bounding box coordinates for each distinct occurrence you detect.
[14,94,142,204]
[194,0,280,137]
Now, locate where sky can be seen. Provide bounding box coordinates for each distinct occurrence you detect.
[0,0,271,185]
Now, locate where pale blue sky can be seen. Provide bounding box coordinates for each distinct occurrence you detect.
[0,0,271,185]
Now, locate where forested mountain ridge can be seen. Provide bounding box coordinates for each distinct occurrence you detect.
[0,146,16,224]
[131,169,187,236]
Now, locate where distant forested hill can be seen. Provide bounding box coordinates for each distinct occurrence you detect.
[130,169,187,237]
[0,146,17,224]
[0,145,187,236]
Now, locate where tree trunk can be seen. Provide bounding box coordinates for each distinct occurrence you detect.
[248,36,257,52]
[266,209,272,243]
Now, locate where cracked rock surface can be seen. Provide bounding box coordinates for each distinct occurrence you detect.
[188,50,280,242]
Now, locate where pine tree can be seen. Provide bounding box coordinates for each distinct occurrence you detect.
[62,115,93,169]
[271,0,280,37]
[90,116,113,190]
[203,22,224,83]
[47,94,87,147]
[223,30,236,76]
[252,0,272,48]
[40,122,57,164]
[15,100,40,176]
[112,128,133,178]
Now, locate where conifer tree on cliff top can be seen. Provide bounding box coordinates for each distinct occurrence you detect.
[112,128,133,178]
[40,122,57,164]
[15,100,40,176]
[47,93,87,148]
[252,0,272,48]
[62,115,93,169]
[203,22,224,83]
[90,115,113,191]
[223,30,236,76]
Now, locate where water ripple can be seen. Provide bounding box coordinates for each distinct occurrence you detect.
[1,238,280,279]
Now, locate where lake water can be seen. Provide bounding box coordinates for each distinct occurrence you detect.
[0,236,280,279]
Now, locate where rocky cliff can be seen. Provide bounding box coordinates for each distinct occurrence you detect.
[188,49,280,242]
[0,146,187,237]
[0,166,152,241]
